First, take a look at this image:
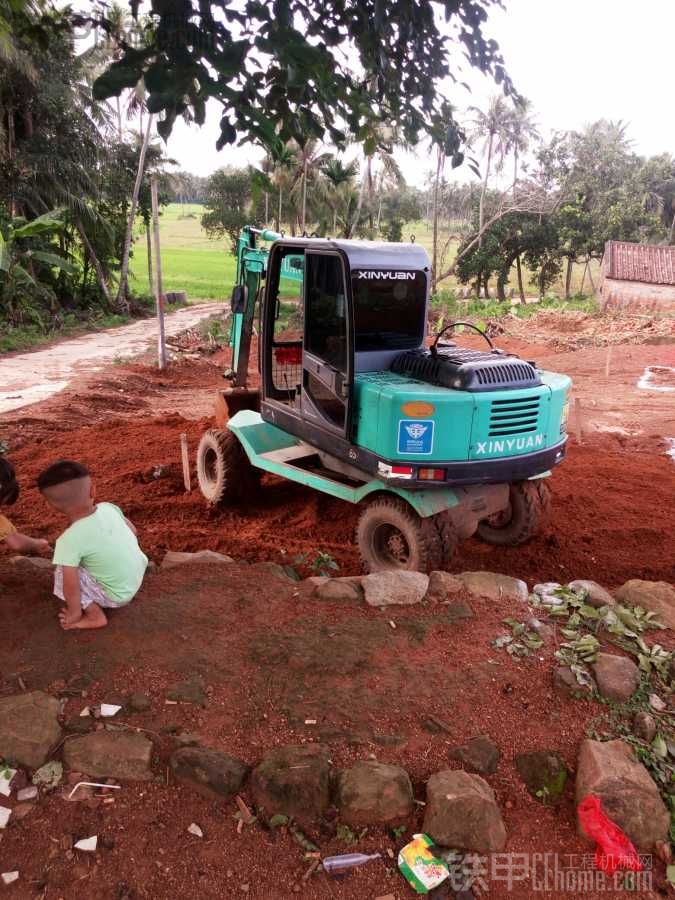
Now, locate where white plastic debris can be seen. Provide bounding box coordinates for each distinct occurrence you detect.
[68,782,121,801]
[74,835,97,852]
[100,703,122,717]
[16,786,38,802]
[187,823,203,838]
[79,706,91,717]
[0,807,11,829]
[0,769,16,797]
[1,872,19,886]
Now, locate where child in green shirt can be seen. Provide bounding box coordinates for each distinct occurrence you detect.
[37,460,148,630]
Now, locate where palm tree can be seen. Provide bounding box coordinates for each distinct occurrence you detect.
[289,140,332,232]
[506,99,540,300]
[272,144,296,231]
[321,158,358,235]
[469,96,513,247]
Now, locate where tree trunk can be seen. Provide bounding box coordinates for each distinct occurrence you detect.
[301,158,308,233]
[431,145,444,292]
[115,113,154,311]
[277,187,283,231]
[367,156,374,230]
[75,219,112,308]
[350,163,368,237]
[497,272,507,302]
[116,96,123,141]
[515,255,525,302]
[265,192,269,225]
[478,132,494,247]
[564,258,573,299]
[146,221,154,295]
[332,208,337,235]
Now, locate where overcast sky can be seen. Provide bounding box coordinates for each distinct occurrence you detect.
[155,0,675,185]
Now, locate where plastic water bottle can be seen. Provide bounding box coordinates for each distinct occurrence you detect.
[322,852,381,875]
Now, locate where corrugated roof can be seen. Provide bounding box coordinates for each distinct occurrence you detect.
[606,240,675,285]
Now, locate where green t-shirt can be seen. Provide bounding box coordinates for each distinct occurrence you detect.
[52,502,148,604]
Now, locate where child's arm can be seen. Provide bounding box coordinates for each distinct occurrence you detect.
[58,566,82,627]
[4,531,51,555]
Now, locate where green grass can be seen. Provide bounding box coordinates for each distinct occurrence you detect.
[130,203,234,300]
[128,205,601,302]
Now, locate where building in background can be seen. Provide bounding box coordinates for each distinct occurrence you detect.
[599,241,675,313]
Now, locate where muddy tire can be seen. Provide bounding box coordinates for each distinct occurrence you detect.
[476,480,551,546]
[197,428,259,505]
[357,496,455,573]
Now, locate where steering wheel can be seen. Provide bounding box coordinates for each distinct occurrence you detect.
[430,321,494,357]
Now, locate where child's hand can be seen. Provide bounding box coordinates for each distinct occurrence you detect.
[33,538,52,555]
[58,607,82,629]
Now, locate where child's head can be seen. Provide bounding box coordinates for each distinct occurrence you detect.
[37,460,93,514]
[0,457,19,506]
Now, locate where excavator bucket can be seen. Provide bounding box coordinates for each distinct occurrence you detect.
[214,387,261,427]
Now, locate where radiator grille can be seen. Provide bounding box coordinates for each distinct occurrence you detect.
[489,397,541,436]
[476,362,537,387]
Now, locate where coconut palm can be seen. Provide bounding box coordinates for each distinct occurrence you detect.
[272,144,296,231]
[289,140,332,232]
[506,99,540,300]
[320,158,358,235]
[469,96,513,245]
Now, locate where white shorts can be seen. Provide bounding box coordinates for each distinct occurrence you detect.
[53,566,121,610]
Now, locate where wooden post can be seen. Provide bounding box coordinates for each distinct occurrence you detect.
[574,397,583,445]
[180,433,191,492]
[151,175,167,370]
[605,343,613,378]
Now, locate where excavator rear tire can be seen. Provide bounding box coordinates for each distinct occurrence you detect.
[197,428,259,505]
[357,496,456,574]
[476,480,551,546]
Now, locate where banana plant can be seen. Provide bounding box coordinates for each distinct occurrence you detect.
[0,210,76,326]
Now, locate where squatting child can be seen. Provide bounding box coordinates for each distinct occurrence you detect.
[37,460,148,630]
[0,457,51,555]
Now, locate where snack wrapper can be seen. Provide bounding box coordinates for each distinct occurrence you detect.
[398,833,449,894]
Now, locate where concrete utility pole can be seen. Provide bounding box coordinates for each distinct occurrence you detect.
[150,175,167,370]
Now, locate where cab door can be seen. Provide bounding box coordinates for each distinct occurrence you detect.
[301,250,352,436]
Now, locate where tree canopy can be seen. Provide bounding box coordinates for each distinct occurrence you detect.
[87,0,515,157]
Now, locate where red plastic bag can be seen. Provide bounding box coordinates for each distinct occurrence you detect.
[577,794,642,874]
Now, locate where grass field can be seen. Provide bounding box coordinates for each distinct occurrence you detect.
[129,203,599,303]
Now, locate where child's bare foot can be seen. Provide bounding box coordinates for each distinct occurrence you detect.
[59,603,107,630]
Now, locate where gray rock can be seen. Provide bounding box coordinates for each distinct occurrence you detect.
[449,735,500,775]
[567,580,615,608]
[0,692,61,769]
[170,747,249,800]
[313,578,363,602]
[425,571,464,602]
[633,711,657,743]
[167,678,206,707]
[250,561,299,582]
[251,744,331,824]
[592,653,640,702]
[161,549,234,569]
[552,666,594,698]
[337,761,414,825]
[576,738,669,849]
[614,581,675,630]
[362,571,429,607]
[64,716,96,735]
[459,572,528,603]
[515,751,568,804]
[127,693,151,713]
[63,732,152,780]
[446,600,475,622]
[533,582,562,605]
[424,770,506,852]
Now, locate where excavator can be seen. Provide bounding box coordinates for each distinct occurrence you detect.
[196,225,571,572]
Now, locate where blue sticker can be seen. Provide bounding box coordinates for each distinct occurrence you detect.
[397,419,434,455]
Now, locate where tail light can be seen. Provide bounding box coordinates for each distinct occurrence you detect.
[418,468,445,481]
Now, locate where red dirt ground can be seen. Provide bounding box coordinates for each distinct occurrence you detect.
[1,315,674,899]
[1,562,672,899]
